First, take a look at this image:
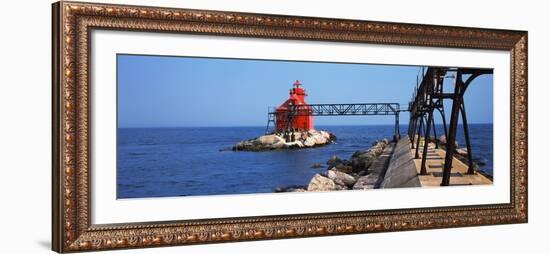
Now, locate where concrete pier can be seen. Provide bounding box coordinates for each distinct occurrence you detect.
[380,137,421,188]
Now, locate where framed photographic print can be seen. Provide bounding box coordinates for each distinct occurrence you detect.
[52,1,528,252]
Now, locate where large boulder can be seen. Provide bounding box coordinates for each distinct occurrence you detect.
[314,133,327,145]
[456,148,469,156]
[275,185,307,193]
[232,140,261,151]
[352,149,370,158]
[293,132,304,141]
[438,135,459,148]
[284,141,304,148]
[348,139,388,173]
[333,164,353,174]
[351,152,376,172]
[311,163,323,168]
[327,169,356,188]
[307,174,345,191]
[299,130,336,147]
[314,136,327,145]
[369,146,383,156]
[233,134,286,151]
[353,175,379,190]
[257,134,285,145]
[326,155,343,167]
[437,135,446,144]
[270,141,285,149]
[303,136,316,147]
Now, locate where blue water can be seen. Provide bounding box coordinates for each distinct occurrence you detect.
[117,124,493,198]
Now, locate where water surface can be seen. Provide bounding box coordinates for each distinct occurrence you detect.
[117,124,493,198]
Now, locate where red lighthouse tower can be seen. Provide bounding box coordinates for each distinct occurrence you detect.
[275,80,314,133]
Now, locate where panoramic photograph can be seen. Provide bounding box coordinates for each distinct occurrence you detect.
[116,54,494,199]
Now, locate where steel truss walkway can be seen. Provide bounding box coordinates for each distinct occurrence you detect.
[266,103,403,142]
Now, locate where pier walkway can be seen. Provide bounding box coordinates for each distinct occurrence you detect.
[412,141,492,186]
[378,136,492,188]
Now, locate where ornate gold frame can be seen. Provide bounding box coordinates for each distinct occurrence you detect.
[52,1,528,252]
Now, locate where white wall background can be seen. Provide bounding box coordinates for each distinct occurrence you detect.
[0,0,546,253]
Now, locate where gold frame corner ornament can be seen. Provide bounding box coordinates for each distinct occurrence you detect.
[52,1,527,252]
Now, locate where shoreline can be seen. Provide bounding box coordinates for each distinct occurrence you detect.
[276,138,392,192]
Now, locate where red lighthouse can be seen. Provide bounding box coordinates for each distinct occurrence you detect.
[275,80,314,132]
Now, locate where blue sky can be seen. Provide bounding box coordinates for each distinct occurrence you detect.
[117,55,493,128]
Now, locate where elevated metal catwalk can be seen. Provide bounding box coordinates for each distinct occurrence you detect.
[407,67,492,186]
[266,103,403,142]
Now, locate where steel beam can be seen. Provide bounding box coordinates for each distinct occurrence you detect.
[415,115,424,159]
[460,100,475,174]
[420,109,433,175]
[441,74,462,186]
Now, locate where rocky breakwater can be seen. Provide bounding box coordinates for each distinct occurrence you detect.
[276,139,390,192]
[232,129,336,151]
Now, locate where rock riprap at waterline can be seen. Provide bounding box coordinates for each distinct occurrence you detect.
[232,129,336,151]
[307,174,346,191]
[276,139,391,193]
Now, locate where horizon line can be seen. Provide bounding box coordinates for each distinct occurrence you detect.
[118,122,494,129]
